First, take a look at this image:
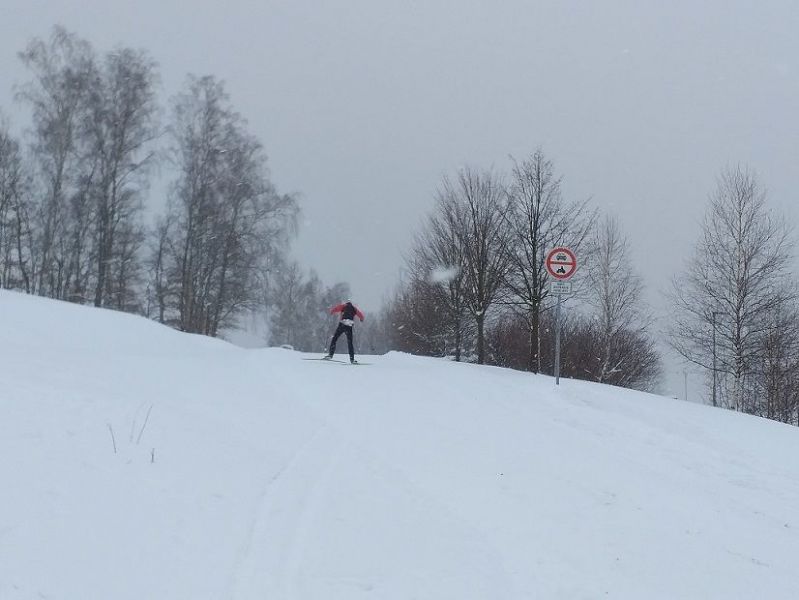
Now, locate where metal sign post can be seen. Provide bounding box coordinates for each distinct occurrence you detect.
[545,248,577,386]
[554,295,563,384]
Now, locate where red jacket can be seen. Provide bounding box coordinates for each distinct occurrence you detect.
[329,302,364,322]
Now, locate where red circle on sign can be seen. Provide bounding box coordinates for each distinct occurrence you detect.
[546,247,577,280]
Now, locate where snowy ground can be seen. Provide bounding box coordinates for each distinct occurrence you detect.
[1,290,798,599]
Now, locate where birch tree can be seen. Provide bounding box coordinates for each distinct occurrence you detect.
[670,166,796,413]
[17,26,96,299]
[0,121,34,291]
[583,215,660,390]
[160,75,297,335]
[86,47,159,309]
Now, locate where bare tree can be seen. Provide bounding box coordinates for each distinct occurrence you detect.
[159,75,297,335]
[387,277,461,358]
[567,317,661,392]
[18,29,160,310]
[505,150,594,372]
[670,166,796,413]
[86,46,159,308]
[145,214,173,323]
[441,167,512,364]
[583,215,660,390]
[393,166,509,363]
[405,209,471,360]
[0,120,34,291]
[267,260,306,348]
[752,306,799,424]
[17,26,97,299]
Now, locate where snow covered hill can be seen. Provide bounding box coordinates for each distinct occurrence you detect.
[1,290,798,599]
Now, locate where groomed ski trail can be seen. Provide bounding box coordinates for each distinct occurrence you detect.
[226,423,346,599]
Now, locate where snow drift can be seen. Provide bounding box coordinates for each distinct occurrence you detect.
[1,290,798,599]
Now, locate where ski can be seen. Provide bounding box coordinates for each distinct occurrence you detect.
[301,357,371,365]
[302,357,348,364]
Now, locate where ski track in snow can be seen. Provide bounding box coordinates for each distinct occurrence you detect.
[281,431,349,598]
[227,423,347,599]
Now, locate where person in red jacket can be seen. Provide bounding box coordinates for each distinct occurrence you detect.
[324,300,365,363]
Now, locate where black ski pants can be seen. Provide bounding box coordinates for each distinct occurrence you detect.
[328,323,355,360]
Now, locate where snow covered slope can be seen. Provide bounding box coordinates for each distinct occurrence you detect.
[1,290,798,599]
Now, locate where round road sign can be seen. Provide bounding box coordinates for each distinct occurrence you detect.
[546,247,577,280]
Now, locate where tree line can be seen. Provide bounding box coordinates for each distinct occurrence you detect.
[372,154,798,426]
[0,26,348,345]
[373,151,660,392]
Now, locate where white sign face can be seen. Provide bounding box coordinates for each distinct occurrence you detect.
[550,280,573,295]
[545,247,577,280]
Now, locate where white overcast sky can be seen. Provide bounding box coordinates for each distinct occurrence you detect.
[1,0,798,394]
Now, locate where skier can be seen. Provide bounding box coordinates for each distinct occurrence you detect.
[324,300,365,363]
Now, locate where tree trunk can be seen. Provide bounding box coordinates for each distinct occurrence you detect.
[529,302,540,373]
[476,313,485,364]
[454,321,462,362]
